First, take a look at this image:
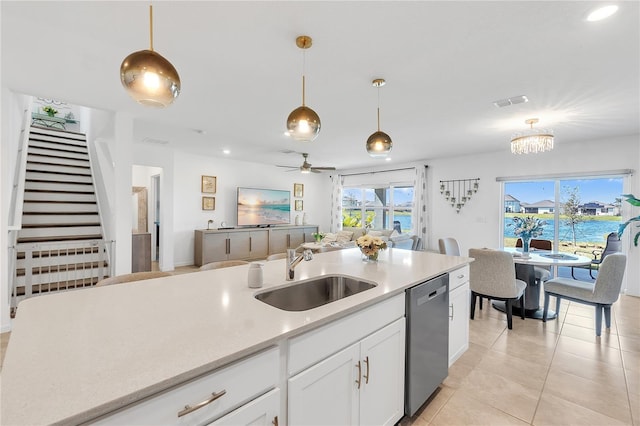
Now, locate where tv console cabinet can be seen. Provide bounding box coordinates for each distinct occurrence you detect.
[194,225,318,266]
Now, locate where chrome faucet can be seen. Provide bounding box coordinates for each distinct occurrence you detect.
[286,248,313,280]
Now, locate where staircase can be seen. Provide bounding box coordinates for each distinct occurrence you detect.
[11,126,112,312]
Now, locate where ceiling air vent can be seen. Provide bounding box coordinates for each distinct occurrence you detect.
[493,95,528,108]
[142,137,169,145]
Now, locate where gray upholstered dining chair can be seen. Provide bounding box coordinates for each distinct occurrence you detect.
[469,248,527,329]
[438,238,460,256]
[96,271,172,286]
[543,253,626,336]
[199,260,249,271]
[266,252,288,261]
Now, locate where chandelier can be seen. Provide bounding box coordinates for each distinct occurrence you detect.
[510,118,554,154]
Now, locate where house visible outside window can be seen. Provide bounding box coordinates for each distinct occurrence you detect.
[501,176,624,256]
[342,186,414,233]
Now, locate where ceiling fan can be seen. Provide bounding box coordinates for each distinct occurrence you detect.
[277,153,336,174]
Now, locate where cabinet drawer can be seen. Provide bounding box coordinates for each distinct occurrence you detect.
[94,347,279,425]
[208,388,280,426]
[449,265,469,291]
[288,293,404,376]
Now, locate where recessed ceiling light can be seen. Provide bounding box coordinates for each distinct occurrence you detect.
[222,149,230,155]
[587,5,618,22]
[385,157,392,162]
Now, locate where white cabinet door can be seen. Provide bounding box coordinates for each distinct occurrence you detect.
[209,388,280,426]
[448,281,470,366]
[288,342,360,426]
[359,318,405,426]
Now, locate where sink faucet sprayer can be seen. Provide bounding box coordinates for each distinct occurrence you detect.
[287,248,313,280]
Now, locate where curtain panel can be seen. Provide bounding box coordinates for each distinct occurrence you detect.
[412,165,428,250]
[330,174,344,233]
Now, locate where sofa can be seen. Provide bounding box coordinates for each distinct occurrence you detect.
[321,227,416,250]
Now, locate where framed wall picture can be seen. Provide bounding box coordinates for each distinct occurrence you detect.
[294,183,304,198]
[201,175,217,194]
[202,196,215,210]
[295,199,303,211]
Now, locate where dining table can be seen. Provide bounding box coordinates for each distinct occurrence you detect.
[494,248,592,320]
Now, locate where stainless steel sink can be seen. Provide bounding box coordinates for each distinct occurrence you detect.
[255,275,377,311]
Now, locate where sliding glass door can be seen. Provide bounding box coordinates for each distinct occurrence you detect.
[502,176,623,257]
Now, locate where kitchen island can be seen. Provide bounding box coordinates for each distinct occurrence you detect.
[1,248,471,425]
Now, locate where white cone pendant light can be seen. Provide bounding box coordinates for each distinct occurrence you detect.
[366,78,393,158]
[120,5,181,107]
[286,36,321,142]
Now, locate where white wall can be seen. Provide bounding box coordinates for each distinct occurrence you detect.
[1,91,34,332]
[170,150,332,267]
[426,135,639,296]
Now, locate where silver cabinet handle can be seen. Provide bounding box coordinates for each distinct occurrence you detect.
[177,389,226,417]
[355,360,362,389]
[457,274,465,279]
[449,303,454,320]
[363,356,370,384]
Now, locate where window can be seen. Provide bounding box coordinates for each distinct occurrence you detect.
[342,185,414,232]
[502,176,624,256]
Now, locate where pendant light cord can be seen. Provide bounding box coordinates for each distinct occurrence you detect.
[377,85,381,131]
[149,4,154,51]
[301,48,306,106]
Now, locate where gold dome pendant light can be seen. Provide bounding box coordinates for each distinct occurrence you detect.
[366,78,393,158]
[286,36,321,142]
[120,4,181,107]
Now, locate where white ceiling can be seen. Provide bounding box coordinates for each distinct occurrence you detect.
[2,1,639,170]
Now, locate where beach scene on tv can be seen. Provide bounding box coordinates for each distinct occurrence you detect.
[237,188,291,226]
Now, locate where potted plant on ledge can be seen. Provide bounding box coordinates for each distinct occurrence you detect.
[42,106,58,117]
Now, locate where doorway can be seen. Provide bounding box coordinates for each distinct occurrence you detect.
[151,174,160,262]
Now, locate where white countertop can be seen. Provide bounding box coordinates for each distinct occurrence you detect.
[1,248,470,425]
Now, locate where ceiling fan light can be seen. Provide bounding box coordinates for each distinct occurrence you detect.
[366,131,393,158]
[287,106,321,142]
[120,49,181,107]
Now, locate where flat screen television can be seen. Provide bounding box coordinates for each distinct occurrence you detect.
[237,187,291,227]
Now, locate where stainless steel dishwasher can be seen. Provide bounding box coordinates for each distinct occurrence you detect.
[405,273,449,416]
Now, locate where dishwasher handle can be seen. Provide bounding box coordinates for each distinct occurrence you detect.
[416,285,447,306]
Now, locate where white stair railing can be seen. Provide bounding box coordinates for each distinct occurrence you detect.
[11,239,115,314]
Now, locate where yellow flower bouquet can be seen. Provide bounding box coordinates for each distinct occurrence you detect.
[356,234,387,262]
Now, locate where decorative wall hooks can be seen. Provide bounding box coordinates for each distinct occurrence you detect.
[439,178,480,213]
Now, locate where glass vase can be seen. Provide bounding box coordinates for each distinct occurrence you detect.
[361,249,379,262]
[522,237,530,253]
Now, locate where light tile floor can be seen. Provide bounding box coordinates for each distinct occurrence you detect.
[404,294,640,426]
[1,272,638,426]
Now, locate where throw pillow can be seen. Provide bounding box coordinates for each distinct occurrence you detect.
[321,233,337,243]
[336,230,354,243]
